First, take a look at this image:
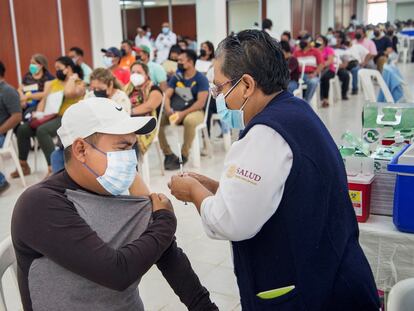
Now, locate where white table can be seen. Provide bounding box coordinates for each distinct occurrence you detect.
[359,215,414,292]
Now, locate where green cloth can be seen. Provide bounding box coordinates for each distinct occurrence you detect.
[80,62,93,85]
[147,61,167,86]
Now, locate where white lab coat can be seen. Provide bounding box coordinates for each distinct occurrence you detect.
[155,31,177,64]
[201,125,293,241]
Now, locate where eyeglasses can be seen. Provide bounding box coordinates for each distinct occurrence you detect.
[210,78,239,98]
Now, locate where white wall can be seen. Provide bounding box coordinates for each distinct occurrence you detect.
[228,0,259,33]
[321,0,335,33]
[88,0,123,68]
[266,0,291,37]
[388,0,414,21]
[196,0,227,49]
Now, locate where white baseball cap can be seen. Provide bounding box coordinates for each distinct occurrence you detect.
[57,97,156,148]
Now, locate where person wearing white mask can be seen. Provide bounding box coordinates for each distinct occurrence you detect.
[68,47,93,85]
[101,47,130,86]
[155,22,177,64]
[125,62,163,154]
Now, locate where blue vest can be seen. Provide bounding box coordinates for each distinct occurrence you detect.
[232,91,379,311]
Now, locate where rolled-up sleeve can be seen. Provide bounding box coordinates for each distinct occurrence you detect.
[200,125,293,242]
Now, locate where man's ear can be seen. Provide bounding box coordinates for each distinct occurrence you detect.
[72,139,88,163]
[241,74,256,98]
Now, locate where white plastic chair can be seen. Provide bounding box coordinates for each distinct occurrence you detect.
[191,92,213,167]
[140,94,166,186]
[209,113,231,152]
[358,69,394,103]
[0,236,17,311]
[387,278,414,311]
[328,55,342,105]
[298,58,319,108]
[397,34,410,64]
[0,130,26,187]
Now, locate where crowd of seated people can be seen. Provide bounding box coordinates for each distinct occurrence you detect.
[279,18,412,107]
[1,18,413,194]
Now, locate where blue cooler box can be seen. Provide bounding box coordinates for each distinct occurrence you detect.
[388,144,414,233]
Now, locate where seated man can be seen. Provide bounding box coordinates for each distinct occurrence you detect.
[0,61,22,194]
[158,50,209,170]
[101,46,130,86]
[293,34,324,103]
[12,97,217,311]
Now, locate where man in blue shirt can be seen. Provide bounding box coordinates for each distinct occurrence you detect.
[159,50,209,170]
[373,27,393,56]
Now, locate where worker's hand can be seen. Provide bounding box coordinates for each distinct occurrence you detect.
[168,175,199,203]
[150,193,174,213]
[187,172,219,194]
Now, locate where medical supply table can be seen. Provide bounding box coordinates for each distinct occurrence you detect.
[359,215,414,292]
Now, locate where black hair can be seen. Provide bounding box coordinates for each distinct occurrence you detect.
[262,18,273,30]
[181,49,197,65]
[69,46,84,57]
[64,133,100,163]
[328,27,334,32]
[318,35,328,46]
[356,25,366,33]
[216,30,289,94]
[142,25,150,32]
[336,31,346,44]
[178,39,188,47]
[56,56,84,80]
[168,44,182,60]
[0,61,5,77]
[279,40,291,54]
[122,40,133,47]
[202,41,215,60]
[282,31,291,40]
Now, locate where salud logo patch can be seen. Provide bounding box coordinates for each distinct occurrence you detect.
[226,165,261,185]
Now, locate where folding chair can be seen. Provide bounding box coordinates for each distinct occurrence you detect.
[358,69,394,103]
[0,130,26,187]
[0,236,17,311]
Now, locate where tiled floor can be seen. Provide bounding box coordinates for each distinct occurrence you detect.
[1,63,414,310]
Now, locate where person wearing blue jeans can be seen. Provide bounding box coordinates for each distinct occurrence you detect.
[51,148,65,173]
[350,65,360,94]
[303,73,320,102]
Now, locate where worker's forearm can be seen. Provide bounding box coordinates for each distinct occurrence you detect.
[190,183,213,214]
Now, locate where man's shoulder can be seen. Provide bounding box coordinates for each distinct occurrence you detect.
[194,71,209,83]
[0,82,18,96]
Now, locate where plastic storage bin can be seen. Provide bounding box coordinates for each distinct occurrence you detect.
[388,144,414,233]
[347,174,375,222]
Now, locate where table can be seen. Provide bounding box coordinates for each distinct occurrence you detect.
[359,215,414,292]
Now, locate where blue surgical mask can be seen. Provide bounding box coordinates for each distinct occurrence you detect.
[216,78,249,130]
[83,143,138,196]
[29,64,40,75]
[102,56,113,68]
[146,32,152,38]
[162,27,170,35]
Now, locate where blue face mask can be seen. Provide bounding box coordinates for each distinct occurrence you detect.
[216,78,249,130]
[83,143,138,196]
[29,64,40,75]
[162,27,170,35]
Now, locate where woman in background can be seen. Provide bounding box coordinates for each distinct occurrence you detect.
[18,54,54,120]
[125,61,163,155]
